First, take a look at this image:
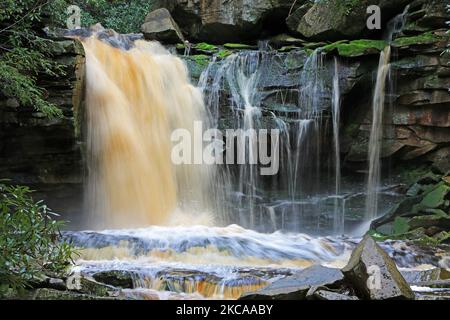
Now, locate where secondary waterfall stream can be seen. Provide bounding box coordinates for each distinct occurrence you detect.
[365,6,410,221]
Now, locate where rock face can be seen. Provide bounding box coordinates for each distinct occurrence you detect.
[291,0,414,40]
[141,8,185,43]
[342,235,415,300]
[239,265,345,300]
[158,0,303,42]
[342,0,450,172]
[0,38,85,220]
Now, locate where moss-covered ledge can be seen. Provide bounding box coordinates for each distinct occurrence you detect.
[321,39,387,57]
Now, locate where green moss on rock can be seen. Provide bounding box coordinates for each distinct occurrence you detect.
[223,43,255,49]
[413,182,449,213]
[189,54,210,67]
[322,39,387,57]
[194,42,218,52]
[217,49,233,58]
[393,32,447,47]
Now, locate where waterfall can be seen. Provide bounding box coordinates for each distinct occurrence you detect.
[82,33,217,229]
[365,46,391,221]
[199,47,336,232]
[332,57,343,234]
[365,6,409,221]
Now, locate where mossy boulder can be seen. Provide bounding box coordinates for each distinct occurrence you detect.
[393,32,447,47]
[412,182,450,213]
[371,172,450,243]
[392,31,450,54]
[182,54,211,80]
[193,42,219,54]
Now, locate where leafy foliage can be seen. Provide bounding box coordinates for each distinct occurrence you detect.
[1,1,160,118]
[51,0,159,34]
[0,182,75,289]
[0,0,65,117]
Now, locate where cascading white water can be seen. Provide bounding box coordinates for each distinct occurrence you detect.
[332,57,343,234]
[365,46,391,221]
[365,6,409,221]
[199,47,338,233]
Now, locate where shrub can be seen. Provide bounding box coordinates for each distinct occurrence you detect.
[0,182,75,290]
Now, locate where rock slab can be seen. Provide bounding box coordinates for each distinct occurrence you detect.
[342,235,415,300]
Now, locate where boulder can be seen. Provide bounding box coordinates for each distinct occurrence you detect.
[158,0,305,42]
[402,0,450,34]
[239,265,344,300]
[292,0,413,41]
[141,8,185,43]
[342,235,415,300]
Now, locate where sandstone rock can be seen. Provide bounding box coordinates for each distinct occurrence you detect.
[426,147,450,173]
[239,265,344,300]
[342,235,415,300]
[403,0,450,34]
[409,212,450,230]
[286,2,313,34]
[292,0,413,41]
[141,8,185,43]
[160,0,302,42]
[0,36,84,218]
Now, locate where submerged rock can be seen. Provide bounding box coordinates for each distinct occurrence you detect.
[141,8,185,43]
[239,265,344,300]
[342,235,415,300]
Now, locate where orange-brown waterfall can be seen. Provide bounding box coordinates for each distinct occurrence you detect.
[82,35,212,229]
